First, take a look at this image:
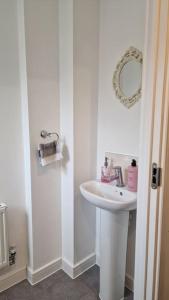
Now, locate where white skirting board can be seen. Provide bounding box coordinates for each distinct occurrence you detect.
[0,254,133,293]
[0,253,96,292]
[27,253,96,285]
[0,267,26,293]
[62,253,96,279]
[27,258,62,285]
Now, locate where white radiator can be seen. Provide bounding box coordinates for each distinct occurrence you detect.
[0,204,8,269]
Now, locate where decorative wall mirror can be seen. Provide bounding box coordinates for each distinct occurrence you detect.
[113,47,143,109]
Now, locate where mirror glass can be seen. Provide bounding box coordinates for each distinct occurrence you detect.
[119,60,142,98]
[113,47,143,108]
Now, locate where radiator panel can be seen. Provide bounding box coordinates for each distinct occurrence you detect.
[0,204,8,269]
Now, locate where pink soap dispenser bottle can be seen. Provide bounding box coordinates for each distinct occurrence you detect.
[127,159,138,192]
[101,157,110,183]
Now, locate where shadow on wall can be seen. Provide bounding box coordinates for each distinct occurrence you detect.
[61,139,70,172]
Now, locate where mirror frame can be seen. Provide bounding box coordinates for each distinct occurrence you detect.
[113,47,143,109]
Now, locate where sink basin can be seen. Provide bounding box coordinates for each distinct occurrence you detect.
[80,180,137,212]
[80,180,137,300]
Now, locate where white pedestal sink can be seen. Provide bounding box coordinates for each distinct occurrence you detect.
[80,180,137,300]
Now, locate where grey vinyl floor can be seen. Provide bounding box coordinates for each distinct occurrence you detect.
[0,265,133,300]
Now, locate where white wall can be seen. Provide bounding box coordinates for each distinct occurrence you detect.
[97,0,146,282]
[0,0,98,288]
[97,0,146,164]
[0,0,62,286]
[0,0,27,281]
[59,0,75,265]
[59,0,99,268]
[74,0,99,264]
[24,0,61,271]
[0,0,146,290]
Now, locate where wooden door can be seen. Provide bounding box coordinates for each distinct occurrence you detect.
[158,110,169,299]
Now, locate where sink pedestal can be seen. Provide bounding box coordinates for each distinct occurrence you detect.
[100,209,129,300]
[80,181,136,300]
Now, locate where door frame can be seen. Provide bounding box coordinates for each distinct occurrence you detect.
[134,0,169,299]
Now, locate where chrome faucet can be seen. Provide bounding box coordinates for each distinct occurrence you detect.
[112,166,124,187]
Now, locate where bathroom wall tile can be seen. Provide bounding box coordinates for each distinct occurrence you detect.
[105,152,138,185]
